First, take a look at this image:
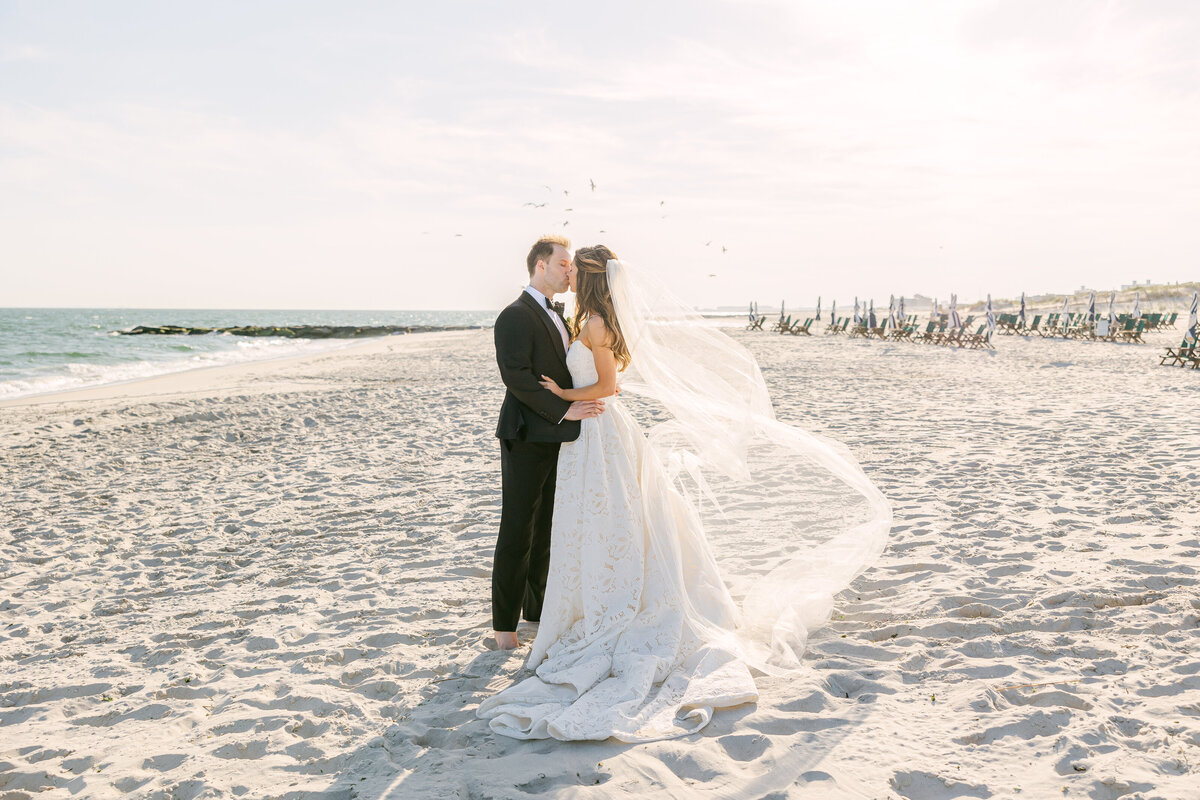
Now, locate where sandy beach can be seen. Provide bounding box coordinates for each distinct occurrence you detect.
[2,327,1199,800]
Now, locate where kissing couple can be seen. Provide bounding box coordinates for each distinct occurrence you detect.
[478,235,893,742]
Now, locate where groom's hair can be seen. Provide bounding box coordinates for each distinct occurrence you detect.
[526,235,572,276]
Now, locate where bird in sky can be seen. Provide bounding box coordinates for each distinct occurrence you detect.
[705,241,712,247]
[589,179,596,191]
[454,233,463,237]
[722,246,728,254]
[599,229,607,233]
[562,221,570,227]
[543,185,552,192]
[563,190,570,196]
[708,273,717,278]
[523,202,547,208]
[659,200,665,206]
[564,208,573,212]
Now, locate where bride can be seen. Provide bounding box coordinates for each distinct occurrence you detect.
[476,245,891,743]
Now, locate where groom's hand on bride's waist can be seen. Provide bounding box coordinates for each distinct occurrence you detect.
[564,400,605,421]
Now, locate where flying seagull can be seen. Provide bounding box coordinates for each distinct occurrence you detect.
[705,241,712,246]
[562,220,569,227]
[659,200,665,206]
[523,202,547,208]
[563,190,569,196]
[722,246,728,254]
[589,179,596,191]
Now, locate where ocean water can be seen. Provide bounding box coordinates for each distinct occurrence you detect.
[0,308,496,401]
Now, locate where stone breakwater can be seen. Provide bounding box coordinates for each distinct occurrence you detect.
[116,324,482,338]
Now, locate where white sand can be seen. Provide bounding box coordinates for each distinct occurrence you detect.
[2,327,1198,799]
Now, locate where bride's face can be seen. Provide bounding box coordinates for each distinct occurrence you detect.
[568,258,578,292]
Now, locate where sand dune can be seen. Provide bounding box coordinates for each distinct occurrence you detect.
[2,327,1197,799]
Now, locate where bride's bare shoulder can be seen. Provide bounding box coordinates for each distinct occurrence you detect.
[582,315,610,345]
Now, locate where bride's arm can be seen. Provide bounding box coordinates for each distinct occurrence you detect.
[540,317,618,401]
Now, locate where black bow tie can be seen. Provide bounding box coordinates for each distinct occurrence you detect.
[544,297,565,316]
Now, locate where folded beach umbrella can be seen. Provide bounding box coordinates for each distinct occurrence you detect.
[749,302,755,321]
[868,299,877,329]
[1019,292,1027,327]
[1188,292,1199,344]
[1107,291,1117,326]
[950,294,961,330]
[780,300,786,322]
[898,295,906,323]
[1060,296,1070,326]
[1086,291,1096,324]
[1133,291,1142,320]
[986,294,996,342]
[853,297,861,325]
[830,300,837,323]
[815,296,821,321]
[931,297,939,321]
[887,294,896,329]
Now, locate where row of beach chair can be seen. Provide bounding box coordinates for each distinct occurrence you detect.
[997,311,1173,341]
[833,315,994,349]
[1027,313,1149,342]
[766,315,817,335]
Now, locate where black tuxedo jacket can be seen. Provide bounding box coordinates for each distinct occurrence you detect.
[494,292,581,443]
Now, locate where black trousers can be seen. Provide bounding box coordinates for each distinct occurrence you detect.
[492,439,560,631]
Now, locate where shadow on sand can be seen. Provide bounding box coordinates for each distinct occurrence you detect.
[295,624,876,800]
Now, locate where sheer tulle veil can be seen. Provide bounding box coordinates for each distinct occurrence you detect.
[605,258,892,676]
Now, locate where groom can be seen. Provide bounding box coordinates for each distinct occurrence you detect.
[491,235,605,650]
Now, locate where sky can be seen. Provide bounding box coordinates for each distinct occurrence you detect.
[2,0,1198,310]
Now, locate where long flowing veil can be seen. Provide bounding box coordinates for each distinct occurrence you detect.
[607,258,892,676]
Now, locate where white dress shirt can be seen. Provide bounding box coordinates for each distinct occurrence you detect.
[524,285,570,352]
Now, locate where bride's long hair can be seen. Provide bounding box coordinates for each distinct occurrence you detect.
[571,245,631,371]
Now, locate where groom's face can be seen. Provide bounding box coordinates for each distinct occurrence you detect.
[541,245,572,295]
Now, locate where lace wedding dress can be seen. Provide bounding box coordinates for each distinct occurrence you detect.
[476,341,759,742]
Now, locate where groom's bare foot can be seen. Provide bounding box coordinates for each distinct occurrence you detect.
[494,631,519,650]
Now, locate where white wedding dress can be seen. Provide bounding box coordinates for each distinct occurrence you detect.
[476,340,759,742]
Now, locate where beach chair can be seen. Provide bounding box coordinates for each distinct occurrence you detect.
[825,316,843,334]
[788,317,814,335]
[867,320,888,339]
[1122,319,1147,343]
[1160,340,1196,367]
[960,324,988,349]
[746,315,765,331]
[1037,314,1058,337]
[1166,312,1178,329]
[940,325,966,347]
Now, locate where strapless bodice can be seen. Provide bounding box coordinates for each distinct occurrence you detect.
[566,341,600,390]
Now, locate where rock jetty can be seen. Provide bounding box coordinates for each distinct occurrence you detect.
[117,324,479,339]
